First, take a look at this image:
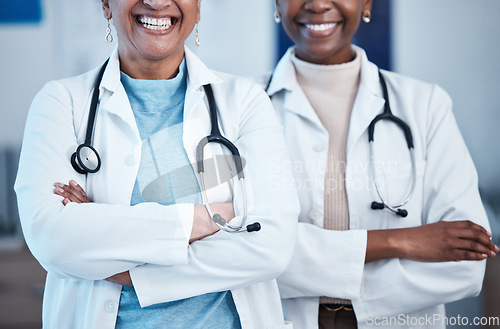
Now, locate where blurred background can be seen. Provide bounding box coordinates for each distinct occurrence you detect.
[0,0,499,328]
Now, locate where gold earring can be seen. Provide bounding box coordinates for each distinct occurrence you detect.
[195,23,200,47]
[274,10,281,23]
[362,10,371,23]
[105,19,113,43]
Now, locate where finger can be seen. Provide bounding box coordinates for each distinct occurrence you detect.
[62,198,71,206]
[455,227,499,254]
[54,186,73,199]
[453,249,489,261]
[453,237,496,258]
[66,181,89,202]
[69,180,90,202]
[54,185,85,203]
[455,220,491,237]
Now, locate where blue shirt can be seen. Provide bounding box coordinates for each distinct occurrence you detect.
[116,60,241,329]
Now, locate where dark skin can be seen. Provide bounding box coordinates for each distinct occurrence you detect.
[275,0,498,263]
[54,180,231,286]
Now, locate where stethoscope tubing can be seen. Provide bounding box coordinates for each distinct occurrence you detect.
[73,59,257,233]
[369,141,417,213]
[196,84,255,233]
[266,68,416,218]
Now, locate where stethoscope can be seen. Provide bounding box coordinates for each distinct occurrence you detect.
[71,59,261,233]
[266,69,416,218]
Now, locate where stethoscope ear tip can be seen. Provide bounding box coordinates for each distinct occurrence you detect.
[371,201,385,210]
[397,209,408,218]
[371,201,409,218]
[246,222,261,232]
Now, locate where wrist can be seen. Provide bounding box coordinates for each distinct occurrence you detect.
[191,205,219,243]
[366,229,406,263]
[385,228,406,259]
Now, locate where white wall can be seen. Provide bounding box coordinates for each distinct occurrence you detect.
[187,0,276,77]
[0,0,275,148]
[0,0,113,147]
[392,0,500,199]
[392,1,500,326]
[2,1,498,204]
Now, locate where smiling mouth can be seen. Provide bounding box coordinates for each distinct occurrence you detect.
[137,16,176,31]
[304,23,338,32]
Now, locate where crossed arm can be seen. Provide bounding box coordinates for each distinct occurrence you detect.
[54,180,233,286]
[56,178,498,289]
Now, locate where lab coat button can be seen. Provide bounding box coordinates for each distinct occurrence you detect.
[124,154,135,166]
[313,143,326,152]
[309,209,322,221]
[104,300,118,313]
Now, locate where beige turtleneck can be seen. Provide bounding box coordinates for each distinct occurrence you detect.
[291,49,361,305]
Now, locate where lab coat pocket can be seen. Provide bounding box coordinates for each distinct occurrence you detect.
[268,321,294,329]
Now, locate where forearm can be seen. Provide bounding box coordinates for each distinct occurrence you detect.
[352,257,486,323]
[278,223,367,300]
[366,221,497,264]
[130,203,298,307]
[365,229,403,263]
[17,191,193,280]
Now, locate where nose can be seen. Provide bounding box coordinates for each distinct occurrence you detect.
[143,0,172,10]
[303,0,334,13]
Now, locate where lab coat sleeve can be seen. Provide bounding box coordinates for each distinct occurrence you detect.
[129,83,300,307]
[277,224,367,300]
[15,81,193,281]
[351,84,489,323]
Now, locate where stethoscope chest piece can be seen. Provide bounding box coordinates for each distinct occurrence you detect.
[71,58,109,175]
[71,144,101,174]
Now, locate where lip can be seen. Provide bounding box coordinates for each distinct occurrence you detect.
[135,14,179,34]
[298,21,342,38]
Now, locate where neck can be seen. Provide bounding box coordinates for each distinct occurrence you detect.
[118,49,184,80]
[296,46,355,65]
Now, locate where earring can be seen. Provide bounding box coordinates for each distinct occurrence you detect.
[195,23,200,47]
[362,10,371,23]
[274,10,281,23]
[105,19,113,43]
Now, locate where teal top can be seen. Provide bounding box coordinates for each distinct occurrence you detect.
[115,59,241,329]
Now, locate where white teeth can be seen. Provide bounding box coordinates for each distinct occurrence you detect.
[305,23,337,32]
[138,16,172,31]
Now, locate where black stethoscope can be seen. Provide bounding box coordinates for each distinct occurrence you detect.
[71,59,261,233]
[266,69,416,218]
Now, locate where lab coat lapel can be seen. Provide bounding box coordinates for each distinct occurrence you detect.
[270,48,325,131]
[97,46,141,143]
[346,48,385,158]
[182,86,207,164]
[284,86,326,131]
[182,47,221,164]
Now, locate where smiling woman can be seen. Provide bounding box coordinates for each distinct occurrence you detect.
[266,0,497,329]
[102,0,200,79]
[14,0,299,328]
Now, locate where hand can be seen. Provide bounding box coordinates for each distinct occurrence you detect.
[54,180,92,205]
[367,220,499,263]
[105,271,133,286]
[191,203,234,243]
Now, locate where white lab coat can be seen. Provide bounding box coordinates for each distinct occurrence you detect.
[15,46,298,329]
[265,46,489,329]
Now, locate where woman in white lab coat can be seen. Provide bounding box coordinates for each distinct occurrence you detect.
[14,0,298,328]
[268,0,498,328]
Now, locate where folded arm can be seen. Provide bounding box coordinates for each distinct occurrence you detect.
[15,81,195,280]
